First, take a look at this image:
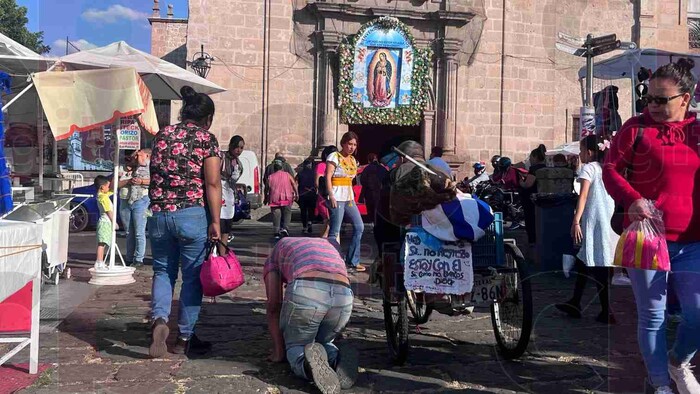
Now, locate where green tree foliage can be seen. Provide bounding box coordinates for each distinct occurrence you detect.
[0,0,50,54]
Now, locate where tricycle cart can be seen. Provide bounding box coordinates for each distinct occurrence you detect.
[379,212,533,365]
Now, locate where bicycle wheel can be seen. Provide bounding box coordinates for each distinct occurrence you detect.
[383,291,409,365]
[491,245,533,359]
[406,290,433,324]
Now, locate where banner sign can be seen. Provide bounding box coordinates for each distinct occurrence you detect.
[403,233,474,295]
[117,122,141,150]
[580,106,596,138]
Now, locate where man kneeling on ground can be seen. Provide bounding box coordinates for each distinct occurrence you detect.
[264,237,358,394]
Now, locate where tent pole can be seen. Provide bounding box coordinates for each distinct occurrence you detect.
[109,120,120,269]
[36,95,43,193]
[631,63,637,117]
[2,83,34,112]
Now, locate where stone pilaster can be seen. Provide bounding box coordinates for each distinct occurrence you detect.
[315,31,344,150]
[437,38,461,155]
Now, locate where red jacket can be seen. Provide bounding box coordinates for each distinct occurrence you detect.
[602,110,700,242]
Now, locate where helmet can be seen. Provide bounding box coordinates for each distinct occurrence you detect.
[497,157,512,169]
[473,162,486,170]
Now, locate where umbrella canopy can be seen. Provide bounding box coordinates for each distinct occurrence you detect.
[32,68,159,140]
[546,142,580,157]
[60,41,226,100]
[0,33,55,75]
[578,48,700,81]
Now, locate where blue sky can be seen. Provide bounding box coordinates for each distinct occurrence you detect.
[17,0,188,55]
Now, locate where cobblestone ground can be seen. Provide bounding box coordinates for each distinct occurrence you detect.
[4,215,698,393]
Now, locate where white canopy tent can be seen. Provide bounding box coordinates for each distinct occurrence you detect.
[60,41,225,100]
[577,48,700,116]
[0,33,55,75]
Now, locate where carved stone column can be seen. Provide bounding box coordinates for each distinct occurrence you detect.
[437,39,461,155]
[421,110,436,160]
[315,31,344,150]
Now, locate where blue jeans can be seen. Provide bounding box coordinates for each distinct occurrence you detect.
[628,241,700,388]
[328,200,364,266]
[120,196,149,263]
[148,206,209,339]
[280,279,353,380]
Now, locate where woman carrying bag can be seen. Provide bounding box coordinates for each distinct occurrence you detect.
[603,58,700,394]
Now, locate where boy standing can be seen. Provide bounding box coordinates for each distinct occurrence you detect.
[94,175,118,269]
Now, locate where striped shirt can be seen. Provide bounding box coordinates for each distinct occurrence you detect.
[263,237,347,283]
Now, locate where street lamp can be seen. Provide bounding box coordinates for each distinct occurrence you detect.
[190,44,213,79]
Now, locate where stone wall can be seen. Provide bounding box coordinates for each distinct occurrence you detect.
[150,18,188,68]
[185,0,316,167]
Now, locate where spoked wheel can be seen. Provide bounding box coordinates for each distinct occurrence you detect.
[406,291,433,324]
[383,290,409,365]
[491,245,533,359]
[69,204,89,233]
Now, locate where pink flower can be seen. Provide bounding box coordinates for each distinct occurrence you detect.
[186,190,196,199]
[152,188,163,198]
[166,191,177,200]
[176,131,187,139]
[167,160,178,171]
[166,205,177,212]
[172,148,181,155]
[194,148,205,157]
[156,140,167,150]
[194,190,204,199]
[192,178,203,186]
[151,205,162,212]
[153,174,164,184]
[173,142,184,150]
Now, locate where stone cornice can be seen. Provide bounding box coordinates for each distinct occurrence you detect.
[314,30,345,53]
[148,17,188,25]
[306,2,474,26]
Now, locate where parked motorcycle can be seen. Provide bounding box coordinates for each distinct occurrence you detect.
[471,181,525,228]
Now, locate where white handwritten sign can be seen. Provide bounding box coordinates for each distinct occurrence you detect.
[403,233,473,295]
[117,124,141,150]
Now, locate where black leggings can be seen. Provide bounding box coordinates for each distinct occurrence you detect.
[298,194,316,228]
[570,259,612,314]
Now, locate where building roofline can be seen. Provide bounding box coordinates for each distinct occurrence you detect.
[148,17,188,24]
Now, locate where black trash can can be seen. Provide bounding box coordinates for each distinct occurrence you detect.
[532,193,577,273]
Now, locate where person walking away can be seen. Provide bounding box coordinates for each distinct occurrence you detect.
[296,158,316,234]
[264,237,358,394]
[326,132,365,272]
[519,145,547,243]
[94,175,118,269]
[428,146,453,177]
[264,153,295,202]
[358,153,386,224]
[220,135,245,255]
[556,135,618,324]
[268,161,297,239]
[118,149,151,267]
[603,58,700,394]
[147,85,222,358]
[315,146,337,238]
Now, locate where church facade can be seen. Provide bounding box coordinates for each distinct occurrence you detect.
[150,0,690,174]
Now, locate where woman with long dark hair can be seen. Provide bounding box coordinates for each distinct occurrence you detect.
[326,132,365,272]
[147,86,222,358]
[603,58,700,394]
[219,135,244,255]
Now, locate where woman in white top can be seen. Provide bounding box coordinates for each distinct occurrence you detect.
[325,131,365,272]
[556,135,618,324]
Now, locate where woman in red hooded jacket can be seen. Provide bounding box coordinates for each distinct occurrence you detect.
[603,58,700,394]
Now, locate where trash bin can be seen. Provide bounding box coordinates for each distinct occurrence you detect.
[532,193,577,273]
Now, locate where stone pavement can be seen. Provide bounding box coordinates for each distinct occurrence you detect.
[4,217,698,393]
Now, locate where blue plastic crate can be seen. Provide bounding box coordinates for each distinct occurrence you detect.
[472,212,504,268]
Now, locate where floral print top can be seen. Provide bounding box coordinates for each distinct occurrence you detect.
[149,122,220,212]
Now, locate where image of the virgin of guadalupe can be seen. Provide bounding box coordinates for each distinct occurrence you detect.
[367,52,394,107]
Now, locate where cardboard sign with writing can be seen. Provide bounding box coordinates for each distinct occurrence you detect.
[403,233,474,295]
[117,123,141,150]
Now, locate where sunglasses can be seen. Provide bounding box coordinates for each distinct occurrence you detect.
[644,93,685,105]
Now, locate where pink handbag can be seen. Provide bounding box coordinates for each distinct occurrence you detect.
[200,240,245,297]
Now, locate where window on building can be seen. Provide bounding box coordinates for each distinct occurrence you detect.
[689,0,700,48]
[572,115,580,142]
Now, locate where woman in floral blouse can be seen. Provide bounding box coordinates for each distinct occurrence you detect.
[147,86,222,359]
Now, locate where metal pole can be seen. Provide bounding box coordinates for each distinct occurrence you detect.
[585,34,594,107]
[109,120,120,269]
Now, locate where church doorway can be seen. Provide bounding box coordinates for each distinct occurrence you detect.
[349,124,421,165]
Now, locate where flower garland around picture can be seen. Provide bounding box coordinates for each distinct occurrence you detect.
[338,17,433,126]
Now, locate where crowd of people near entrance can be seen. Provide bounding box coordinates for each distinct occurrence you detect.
[87,57,699,394]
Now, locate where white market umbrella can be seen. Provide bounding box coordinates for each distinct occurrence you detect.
[60,41,225,100]
[0,32,56,75]
[577,48,700,81]
[546,142,580,157]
